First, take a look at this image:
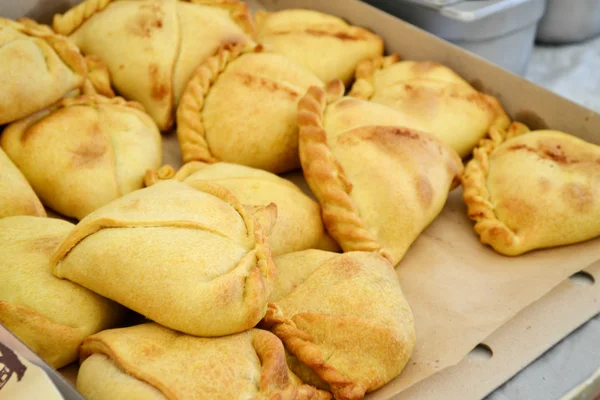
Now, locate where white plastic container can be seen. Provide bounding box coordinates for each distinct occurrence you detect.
[536,0,600,44]
[363,0,547,75]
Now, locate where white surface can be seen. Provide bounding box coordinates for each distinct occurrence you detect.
[487,37,600,400]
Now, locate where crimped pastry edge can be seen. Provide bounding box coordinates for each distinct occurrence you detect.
[461,122,531,255]
[348,53,400,100]
[297,80,392,262]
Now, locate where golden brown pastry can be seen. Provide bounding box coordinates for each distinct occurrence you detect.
[177,44,323,173]
[53,0,255,130]
[50,180,276,337]
[297,81,463,265]
[0,148,46,218]
[0,216,124,369]
[82,55,115,98]
[77,323,330,400]
[261,250,415,400]
[255,9,384,85]
[0,17,86,125]
[349,54,510,158]
[1,94,162,220]
[146,161,339,256]
[462,122,600,256]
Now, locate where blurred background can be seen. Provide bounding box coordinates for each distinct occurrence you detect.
[364,0,600,113]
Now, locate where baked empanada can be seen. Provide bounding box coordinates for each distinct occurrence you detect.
[1,94,162,220]
[50,180,276,337]
[146,161,338,256]
[349,54,510,158]
[77,323,330,400]
[177,45,323,173]
[261,250,415,400]
[297,81,463,265]
[0,148,45,218]
[0,216,124,369]
[255,9,384,85]
[0,17,86,125]
[462,123,600,256]
[53,0,255,130]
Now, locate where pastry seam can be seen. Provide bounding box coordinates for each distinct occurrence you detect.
[461,122,531,253]
[348,53,400,100]
[297,81,392,262]
[176,43,247,164]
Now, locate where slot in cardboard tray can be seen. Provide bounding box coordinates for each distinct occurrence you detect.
[1,0,599,399]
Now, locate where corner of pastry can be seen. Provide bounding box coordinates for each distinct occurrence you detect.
[50,180,277,337]
[146,161,340,256]
[262,250,416,400]
[0,17,86,125]
[462,122,600,256]
[348,54,511,158]
[0,216,125,369]
[297,81,464,265]
[76,323,331,400]
[0,94,162,220]
[0,148,46,218]
[255,8,384,85]
[176,44,324,173]
[52,0,256,130]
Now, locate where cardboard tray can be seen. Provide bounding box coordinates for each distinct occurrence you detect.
[1,0,599,399]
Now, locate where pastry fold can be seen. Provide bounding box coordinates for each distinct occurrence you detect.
[297,81,463,265]
[1,94,162,220]
[146,161,338,256]
[0,216,124,369]
[349,54,510,158]
[50,180,276,337]
[53,0,255,130]
[177,44,323,173]
[261,250,416,400]
[462,122,600,255]
[0,17,86,125]
[255,9,384,85]
[77,323,331,400]
[0,148,45,218]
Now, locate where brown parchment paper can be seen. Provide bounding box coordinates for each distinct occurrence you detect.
[160,130,600,396]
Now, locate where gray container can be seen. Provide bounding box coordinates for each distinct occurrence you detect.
[536,0,600,44]
[363,0,547,75]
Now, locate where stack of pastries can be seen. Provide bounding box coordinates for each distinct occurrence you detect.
[1,1,599,399]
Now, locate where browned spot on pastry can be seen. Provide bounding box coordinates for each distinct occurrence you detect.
[128,2,164,38]
[335,257,362,278]
[416,174,433,209]
[149,64,168,100]
[507,143,579,165]
[234,72,299,99]
[70,123,107,167]
[411,61,443,74]
[562,182,594,213]
[29,236,63,255]
[538,177,552,193]
[304,28,364,41]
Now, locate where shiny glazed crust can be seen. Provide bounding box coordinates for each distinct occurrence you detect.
[461,122,531,252]
[297,80,392,262]
[176,43,248,164]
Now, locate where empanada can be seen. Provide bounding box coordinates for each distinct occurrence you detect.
[0,148,45,218]
[462,123,600,256]
[50,180,276,337]
[77,323,330,400]
[0,216,124,369]
[349,54,510,158]
[177,45,323,173]
[53,0,255,130]
[1,94,162,220]
[297,81,463,265]
[261,250,415,400]
[0,17,86,125]
[146,161,338,256]
[255,9,384,85]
